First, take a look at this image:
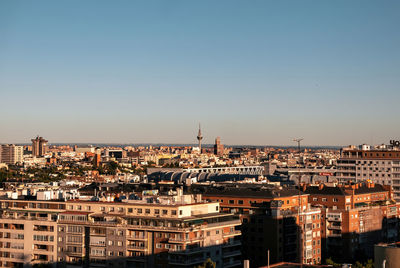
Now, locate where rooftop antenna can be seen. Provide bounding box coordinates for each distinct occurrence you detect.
[197,123,203,152]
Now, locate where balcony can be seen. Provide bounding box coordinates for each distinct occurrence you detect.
[328,225,342,230]
[223,260,242,268]
[90,243,106,247]
[169,247,204,254]
[222,250,241,258]
[223,240,241,248]
[127,245,147,251]
[223,230,241,237]
[65,251,84,257]
[126,234,146,240]
[327,233,341,238]
[168,257,204,266]
[168,236,204,243]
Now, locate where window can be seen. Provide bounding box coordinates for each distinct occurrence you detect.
[67,226,83,233]
[179,210,183,215]
[238,200,243,205]
[322,198,327,202]
[128,208,133,213]
[154,209,160,215]
[172,210,177,216]
[229,200,234,204]
[100,207,105,211]
[137,208,142,214]
[67,236,82,243]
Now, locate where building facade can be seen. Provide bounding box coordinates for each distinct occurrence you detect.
[191,185,322,267]
[0,145,23,165]
[336,145,400,200]
[213,137,224,156]
[303,182,400,263]
[0,194,241,268]
[31,136,48,157]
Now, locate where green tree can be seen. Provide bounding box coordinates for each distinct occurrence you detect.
[107,161,119,175]
[354,261,363,268]
[195,258,216,268]
[326,258,340,267]
[365,259,374,268]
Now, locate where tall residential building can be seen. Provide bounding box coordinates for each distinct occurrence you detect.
[31,136,48,157]
[0,193,241,268]
[303,182,399,263]
[336,144,400,200]
[0,144,23,165]
[192,184,322,267]
[213,137,224,156]
[0,200,65,267]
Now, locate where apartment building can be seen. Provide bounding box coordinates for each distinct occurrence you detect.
[191,184,322,267]
[303,182,400,263]
[0,199,65,267]
[31,136,48,157]
[0,145,23,165]
[0,193,241,268]
[336,145,400,200]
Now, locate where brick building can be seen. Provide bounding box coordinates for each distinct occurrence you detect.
[191,184,322,267]
[302,182,400,263]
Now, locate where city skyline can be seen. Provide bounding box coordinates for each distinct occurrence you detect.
[1,1,400,145]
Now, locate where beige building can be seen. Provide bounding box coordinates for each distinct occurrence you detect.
[0,145,23,165]
[0,200,65,267]
[0,193,242,268]
[337,145,400,200]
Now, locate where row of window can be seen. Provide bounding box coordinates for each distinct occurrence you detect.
[312,197,339,202]
[67,205,183,216]
[34,235,54,242]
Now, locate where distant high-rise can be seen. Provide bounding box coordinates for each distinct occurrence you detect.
[31,136,48,157]
[214,136,224,156]
[197,124,203,151]
[0,144,23,164]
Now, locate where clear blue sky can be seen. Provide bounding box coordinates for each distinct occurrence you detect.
[1,0,400,146]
